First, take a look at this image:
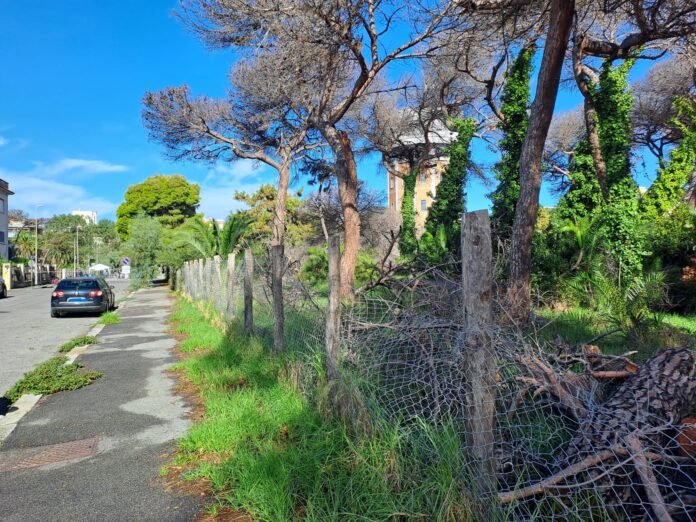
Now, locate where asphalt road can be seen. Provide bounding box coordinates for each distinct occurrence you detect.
[0,279,130,396]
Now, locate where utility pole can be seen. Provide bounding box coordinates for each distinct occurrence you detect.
[76,225,81,275]
[34,204,43,286]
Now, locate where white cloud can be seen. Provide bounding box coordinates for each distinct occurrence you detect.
[29,158,128,177]
[198,159,275,220]
[0,136,7,147]
[5,175,118,218]
[0,158,125,218]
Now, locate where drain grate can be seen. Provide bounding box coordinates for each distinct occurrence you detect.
[0,437,99,472]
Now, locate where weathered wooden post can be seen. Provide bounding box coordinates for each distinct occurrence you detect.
[244,248,254,334]
[461,210,496,498]
[324,235,341,380]
[213,255,223,314]
[226,252,236,319]
[271,244,284,354]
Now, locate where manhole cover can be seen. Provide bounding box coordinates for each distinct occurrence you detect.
[0,437,99,472]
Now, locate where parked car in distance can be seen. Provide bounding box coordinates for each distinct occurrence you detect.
[0,275,6,298]
[51,277,115,318]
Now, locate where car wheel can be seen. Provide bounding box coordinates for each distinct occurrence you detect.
[0,285,6,298]
[51,309,59,318]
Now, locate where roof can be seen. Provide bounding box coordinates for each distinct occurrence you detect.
[0,178,15,195]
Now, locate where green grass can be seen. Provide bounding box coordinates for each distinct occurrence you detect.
[662,313,696,335]
[97,311,121,325]
[3,356,102,402]
[58,335,98,353]
[169,298,483,521]
[535,307,696,357]
[534,307,626,353]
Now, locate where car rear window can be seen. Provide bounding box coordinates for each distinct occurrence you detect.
[56,280,99,291]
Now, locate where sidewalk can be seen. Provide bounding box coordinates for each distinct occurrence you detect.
[0,287,200,521]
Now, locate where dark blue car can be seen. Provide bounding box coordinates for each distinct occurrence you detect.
[51,277,115,318]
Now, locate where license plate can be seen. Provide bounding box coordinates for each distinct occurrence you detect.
[67,297,88,302]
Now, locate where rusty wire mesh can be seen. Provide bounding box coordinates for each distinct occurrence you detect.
[178,253,696,521]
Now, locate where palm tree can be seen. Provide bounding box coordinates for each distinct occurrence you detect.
[172,213,252,259]
[13,230,36,259]
[219,213,253,255]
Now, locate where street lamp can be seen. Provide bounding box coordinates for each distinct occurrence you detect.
[34,204,43,286]
[74,225,82,276]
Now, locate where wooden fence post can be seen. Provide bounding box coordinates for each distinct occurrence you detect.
[271,244,284,354]
[461,210,496,497]
[324,235,341,380]
[226,253,236,318]
[244,248,254,334]
[213,255,222,314]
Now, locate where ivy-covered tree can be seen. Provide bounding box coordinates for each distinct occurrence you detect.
[490,46,535,240]
[399,170,418,256]
[422,118,476,260]
[553,59,644,280]
[595,59,644,280]
[556,141,603,222]
[641,98,696,221]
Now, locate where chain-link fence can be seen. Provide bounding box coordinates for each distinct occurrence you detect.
[176,214,696,521]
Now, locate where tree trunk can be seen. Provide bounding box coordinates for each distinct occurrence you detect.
[325,235,342,381]
[322,125,360,301]
[573,36,608,198]
[583,104,608,197]
[270,160,290,353]
[271,161,290,248]
[507,0,575,322]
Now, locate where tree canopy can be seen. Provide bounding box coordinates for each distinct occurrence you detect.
[116,174,200,240]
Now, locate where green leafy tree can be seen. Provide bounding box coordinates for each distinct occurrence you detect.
[116,174,199,240]
[123,215,163,284]
[399,170,418,256]
[40,214,94,267]
[490,46,535,239]
[422,118,477,260]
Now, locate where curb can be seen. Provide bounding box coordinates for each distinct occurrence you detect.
[0,394,42,444]
[0,288,136,445]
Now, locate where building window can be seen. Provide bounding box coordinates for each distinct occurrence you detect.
[419,173,425,184]
[421,200,427,211]
[0,231,5,243]
[0,198,4,213]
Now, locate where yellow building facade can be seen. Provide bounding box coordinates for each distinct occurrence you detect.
[387,159,449,236]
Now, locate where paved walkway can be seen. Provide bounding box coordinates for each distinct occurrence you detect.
[0,287,200,521]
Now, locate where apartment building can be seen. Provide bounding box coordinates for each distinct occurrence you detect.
[0,178,14,259]
[385,117,456,236]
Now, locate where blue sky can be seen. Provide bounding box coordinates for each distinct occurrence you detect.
[0,2,659,222]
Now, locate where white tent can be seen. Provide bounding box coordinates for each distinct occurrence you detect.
[88,263,111,272]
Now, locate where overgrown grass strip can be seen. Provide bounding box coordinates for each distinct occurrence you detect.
[4,356,102,402]
[58,335,98,353]
[169,298,479,521]
[97,311,121,325]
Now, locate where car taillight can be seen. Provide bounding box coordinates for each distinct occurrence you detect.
[52,291,64,297]
[88,290,103,297]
